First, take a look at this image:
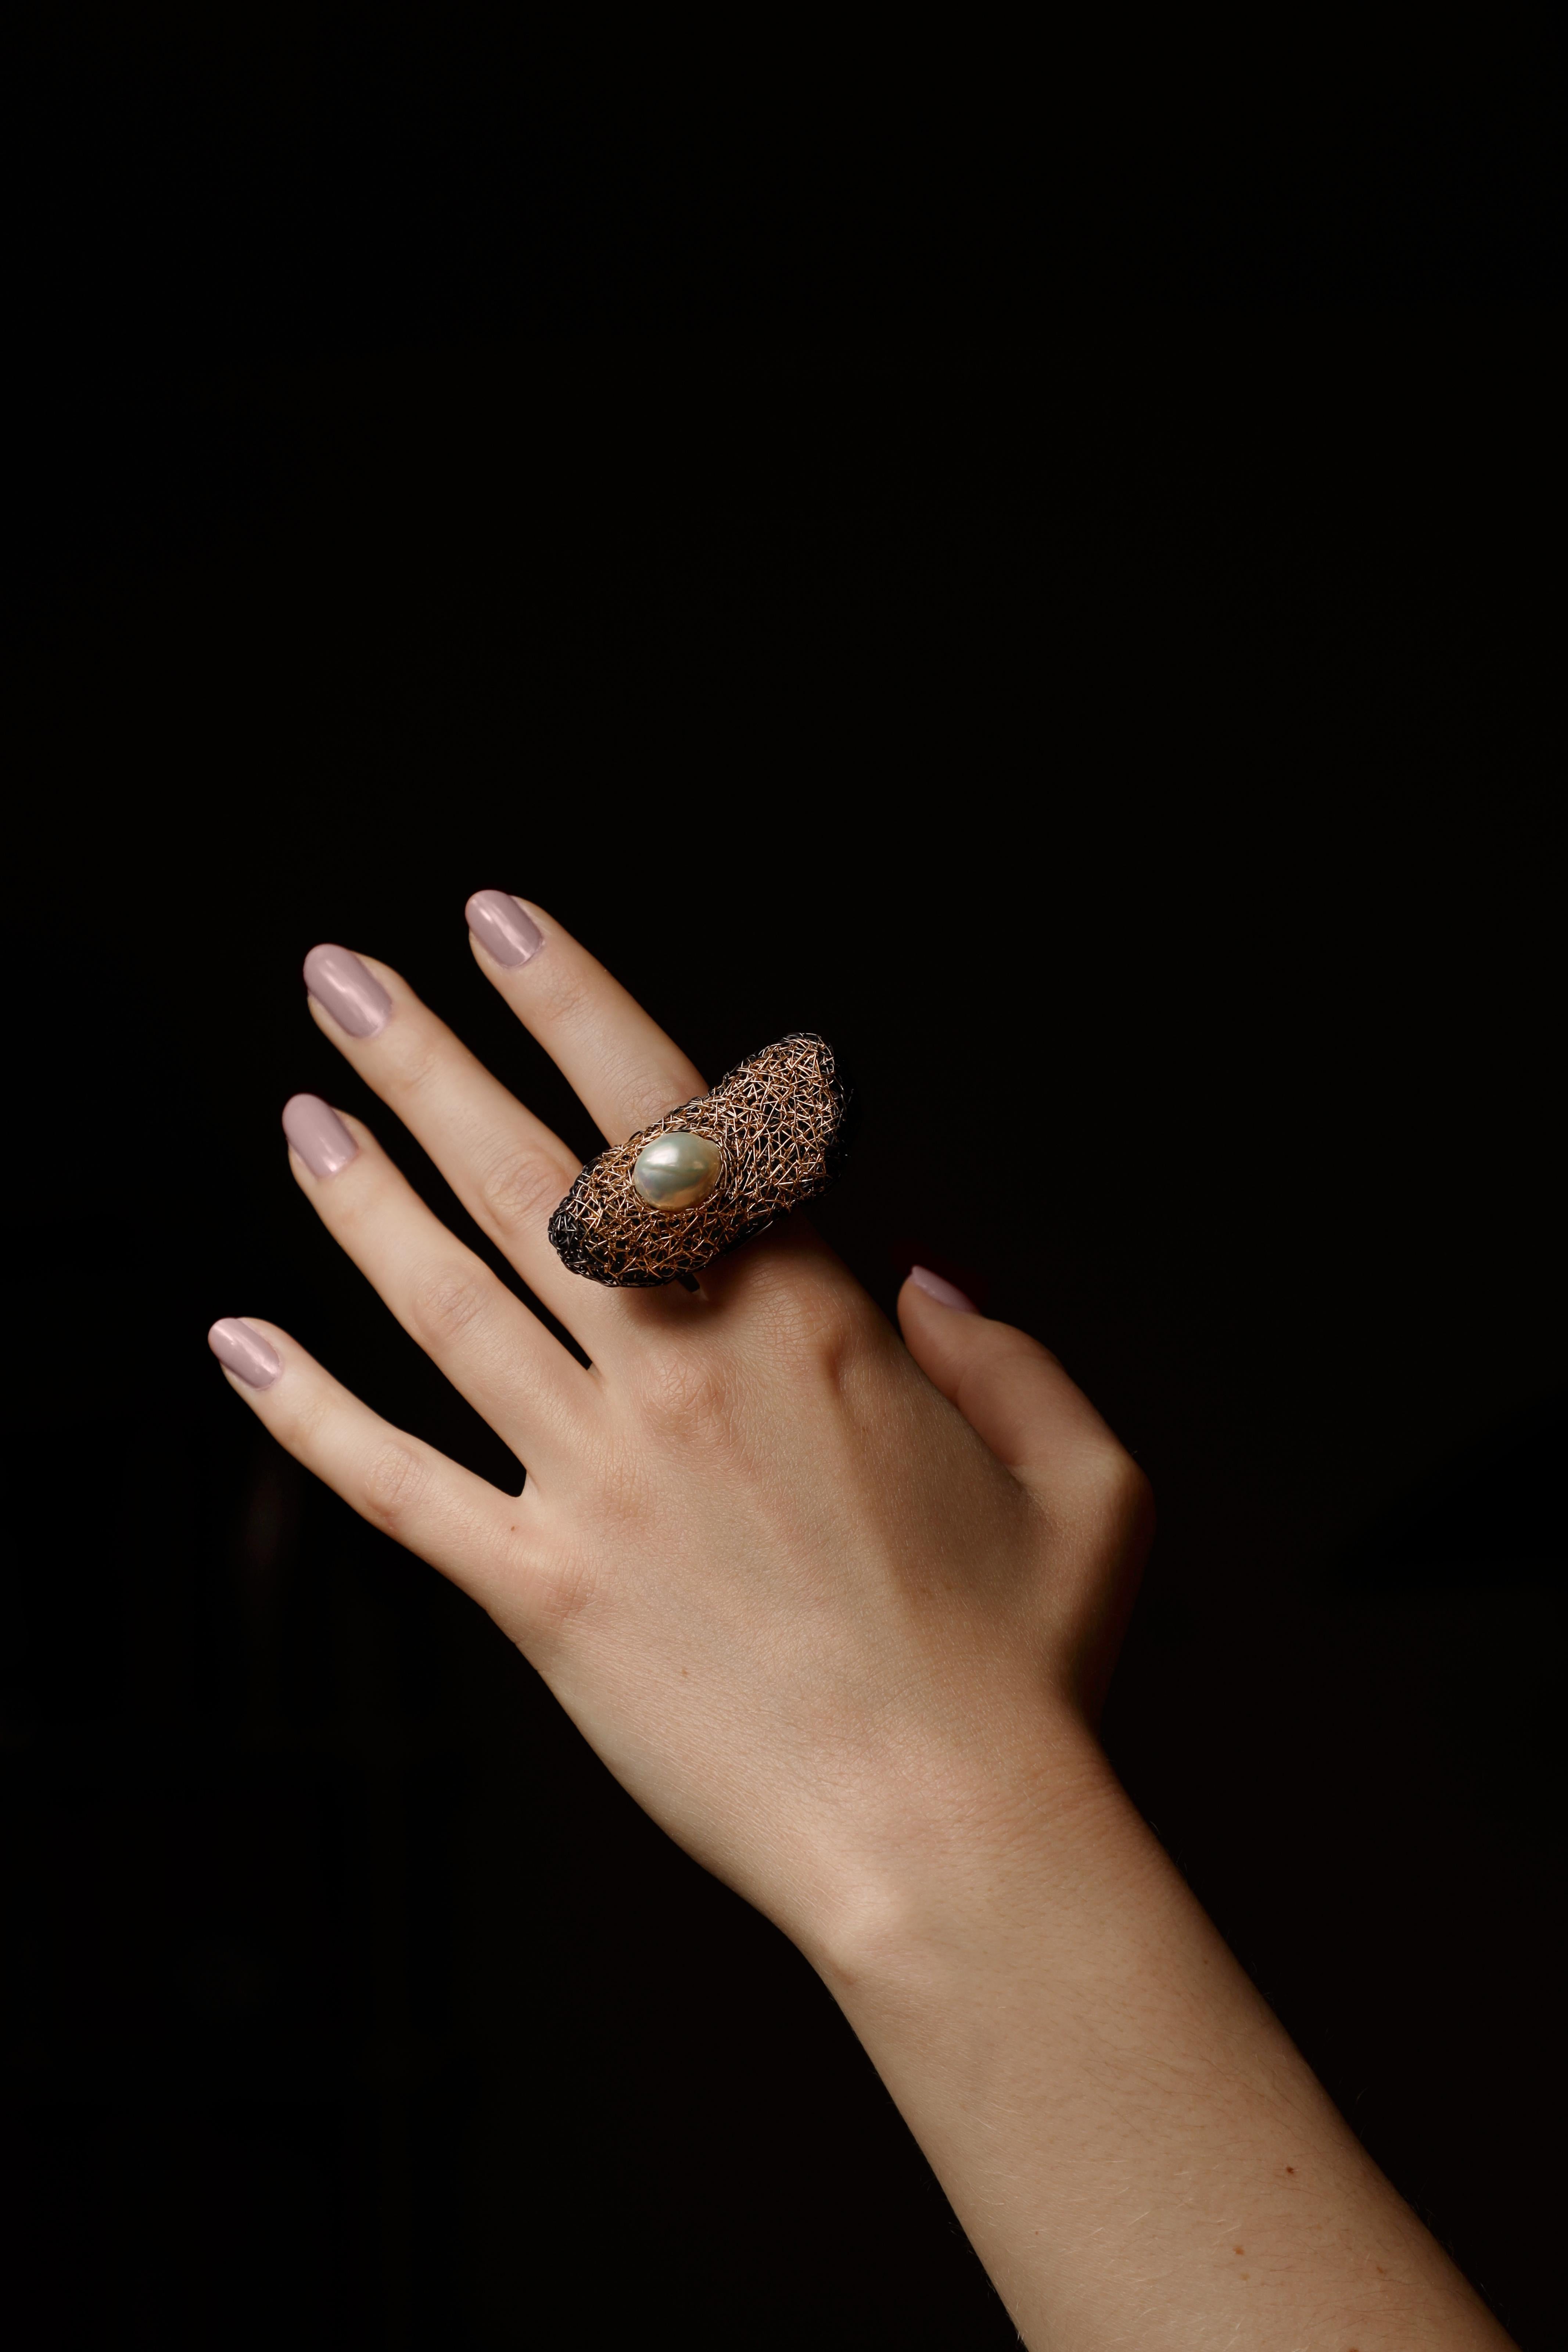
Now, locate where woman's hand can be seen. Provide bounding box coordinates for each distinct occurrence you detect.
[211,899,1149,1971]
[211,900,1514,2349]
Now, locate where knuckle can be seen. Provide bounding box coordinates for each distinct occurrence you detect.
[519,1542,602,1646]
[360,1439,428,1530]
[1090,1445,1155,1537]
[378,1023,442,1100]
[754,1271,868,1379]
[638,1346,733,1440]
[279,1384,334,1457]
[407,1261,491,1352]
[581,1424,652,1526]
[477,1141,572,1239]
[527,961,599,1034]
[615,1058,702,1131]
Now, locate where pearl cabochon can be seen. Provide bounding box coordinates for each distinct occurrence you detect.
[547,1030,850,1286]
[632,1130,722,1211]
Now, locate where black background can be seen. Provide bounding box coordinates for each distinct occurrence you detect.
[5,11,1565,2348]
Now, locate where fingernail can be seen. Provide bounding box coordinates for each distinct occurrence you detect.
[208,1319,282,1388]
[466,890,543,968]
[303,944,391,1039]
[283,1093,359,1176]
[908,1266,979,1313]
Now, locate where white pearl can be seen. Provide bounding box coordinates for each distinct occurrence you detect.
[632,1130,721,1210]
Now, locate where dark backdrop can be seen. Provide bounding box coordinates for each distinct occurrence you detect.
[6,17,1565,2351]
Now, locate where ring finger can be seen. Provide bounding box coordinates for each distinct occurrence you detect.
[282,1092,593,1477]
[299,940,621,1336]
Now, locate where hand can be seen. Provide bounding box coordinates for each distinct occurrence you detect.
[211,901,1518,2350]
[210,900,1152,1968]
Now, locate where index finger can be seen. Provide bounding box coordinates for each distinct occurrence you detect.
[464,892,707,1144]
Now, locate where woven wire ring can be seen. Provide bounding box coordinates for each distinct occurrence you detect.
[548,1031,853,1287]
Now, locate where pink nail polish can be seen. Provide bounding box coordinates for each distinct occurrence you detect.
[303,944,391,1039]
[283,1094,359,1176]
[908,1266,979,1312]
[466,890,543,968]
[208,1319,283,1388]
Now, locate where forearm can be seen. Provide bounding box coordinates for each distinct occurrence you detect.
[815,1717,1513,2352]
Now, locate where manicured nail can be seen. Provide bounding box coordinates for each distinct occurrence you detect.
[208,1319,282,1388]
[283,1093,359,1176]
[302,943,391,1039]
[466,890,543,968]
[908,1266,979,1312]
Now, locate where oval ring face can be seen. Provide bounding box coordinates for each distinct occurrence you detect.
[631,1130,722,1211]
[548,1030,850,1286]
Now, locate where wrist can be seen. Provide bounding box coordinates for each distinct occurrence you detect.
[798,1698,1131,2004]
[803,1717,1515,2352]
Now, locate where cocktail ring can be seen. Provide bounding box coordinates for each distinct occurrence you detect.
[548,1031,853,1287]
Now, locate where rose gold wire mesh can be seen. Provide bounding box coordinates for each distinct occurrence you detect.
[548,1031,852,1287]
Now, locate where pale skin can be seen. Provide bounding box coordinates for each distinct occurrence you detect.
[214,901,1517,2351]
